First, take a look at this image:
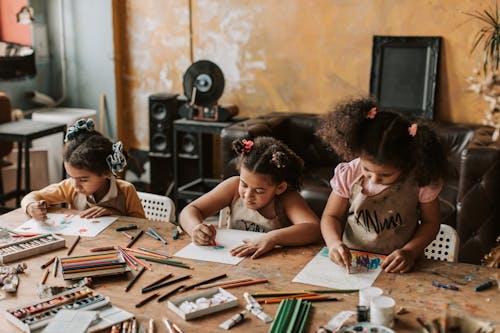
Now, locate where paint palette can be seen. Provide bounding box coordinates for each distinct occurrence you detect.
[0,233,65,264]
[338,322,396,333]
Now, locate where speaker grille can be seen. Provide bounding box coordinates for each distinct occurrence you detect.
[149,93,179,155]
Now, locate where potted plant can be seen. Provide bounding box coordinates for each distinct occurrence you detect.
[466,2,500,141]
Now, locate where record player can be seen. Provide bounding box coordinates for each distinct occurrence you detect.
[178,60,238,122]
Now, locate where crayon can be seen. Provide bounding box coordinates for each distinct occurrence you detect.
[135,292,160,308]
[116,225,138,232]
[67,235,81,256]
[40,256,56,269]
[90,246,115,252]
[474,279,497,292]
[432,281,459,291]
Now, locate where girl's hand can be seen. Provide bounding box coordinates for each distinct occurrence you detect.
[80,206,116,218]
[28,200,47,221]
[328,241,351,271]
[381,248,416,273]
[230,235,277,259]
[191,223,216,246]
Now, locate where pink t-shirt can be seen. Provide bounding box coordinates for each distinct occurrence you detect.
[330,158,442,203]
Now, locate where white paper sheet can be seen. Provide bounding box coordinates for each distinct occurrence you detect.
[15,213,117,237]
[292,247,383,290]
[173,228,263,265]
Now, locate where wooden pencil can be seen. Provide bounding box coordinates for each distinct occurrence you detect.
[126,230,144,248]
[52,257,59,277]
[143,273,173,290]
[125,266,146,291]
[40,268,50,284]
[180,273,227,292]
[40,256,55,269]
[216,278,268,289]
[196,277,252,289]
[124,247,168,259]
[157,285,185,303]
[67,235,81,256]
[135,292,160,308]
[141,275,192,293]
[90,246,115,252]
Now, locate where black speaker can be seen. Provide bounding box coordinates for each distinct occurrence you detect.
[149,93,179,155]
[175,132,212,186]
[149,155,174,196]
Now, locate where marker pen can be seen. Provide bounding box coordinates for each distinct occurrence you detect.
[432,281,459,291]
[474,279,497,292]
[219,311,246,330]
[116,225,138,232]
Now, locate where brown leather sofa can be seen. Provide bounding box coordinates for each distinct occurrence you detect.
[220,112,500,264]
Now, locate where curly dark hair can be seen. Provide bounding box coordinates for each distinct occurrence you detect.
[232,136,304,191]
[63,130,117,176]
[316,96,448,186]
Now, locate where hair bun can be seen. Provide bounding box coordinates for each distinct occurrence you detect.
[65,118,95,142]
[271,151,287,168]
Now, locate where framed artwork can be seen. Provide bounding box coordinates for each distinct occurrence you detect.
[369,36,442,120]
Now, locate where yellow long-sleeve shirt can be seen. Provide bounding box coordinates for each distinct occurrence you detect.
[21,177,145,218]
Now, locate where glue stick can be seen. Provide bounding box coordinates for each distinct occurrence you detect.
[219,310,246,330]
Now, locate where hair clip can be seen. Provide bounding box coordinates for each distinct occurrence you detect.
[271,152,286,169]
[408,123,418,137]
[241,139,254,153]
[366,107,377,119]
[64,118,95,142]
[106,141,127,176]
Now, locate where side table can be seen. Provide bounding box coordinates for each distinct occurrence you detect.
[0,119,67,206]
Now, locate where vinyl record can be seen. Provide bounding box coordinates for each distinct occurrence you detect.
[183,60,225,106]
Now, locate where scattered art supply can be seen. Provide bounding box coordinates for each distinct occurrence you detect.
[244,292,273,323]
[67,235,81,256]
[269,298,311,333]
[125,266,146,291]
[59,252,130,280]
[40,268,50,285]
[162,317,175,333]
[143,273,174,290]
[115,225,138,232]
[16,213,117,237]
[317,310,356,333]
[359,286,383,306]
[126,230,144,248]
[474,279,497,292]
[158,285,186,303]
[0,233,65,264]
[142,275,192,293]
[197,277,252,290]
[40,256,56,269]
[90,246,115,252]
[432,281,460,291]
[137,247,170,258]
[168,288,238,320]
[292,247,383,290]
[147,227,167,244]
[180,273,228,292]
[53,257,59,277]
[135,293,160,308]
[216,278,269,289]
[0,263,27,292]
[135,255,193,270]
[219,310,246,330]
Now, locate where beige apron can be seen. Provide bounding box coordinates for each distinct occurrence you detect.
[343,175,419,254]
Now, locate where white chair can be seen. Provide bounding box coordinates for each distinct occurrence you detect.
[424,224,459,262]
[137,191,175,223]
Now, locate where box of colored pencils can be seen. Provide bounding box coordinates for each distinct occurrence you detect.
[167,288,238,320]
[60,252,130,280]
[0,233,65,264]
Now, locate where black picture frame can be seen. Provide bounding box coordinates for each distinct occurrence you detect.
[369,36,441,120]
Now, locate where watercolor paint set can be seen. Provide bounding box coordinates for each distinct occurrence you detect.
[0,233,65,264]
[168,287,238,320]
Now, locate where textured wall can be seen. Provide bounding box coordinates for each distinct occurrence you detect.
[115,0,491,150]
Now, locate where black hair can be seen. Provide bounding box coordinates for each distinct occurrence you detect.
[232,136,304,191]
[316,96,448,186]
[63,130,117,176]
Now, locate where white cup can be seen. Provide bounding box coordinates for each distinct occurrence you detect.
[359,286,383,306]
[370,295,396,327]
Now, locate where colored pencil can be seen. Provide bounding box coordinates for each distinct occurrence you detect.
[162,317,175,333]
[137,247,171,258]
[40,256,56,269]
[143,273,173,290]
[128,253,151,271]
[122,231,134,239]
[40,268,50,284]
[90,246,115,252]
[180,273,227,292]
[141,275,192,293]
[124,247,168,259]
[157,285,185,303]
[135,292,160,308]
[306,288,358,293]
[251,291,309,298]
[126,266,146,292]
[196,277,252,290]
[53,257,59,277]
[126,230,144,248]
[135,255,193,269]
[116,225,137,232]
[258,293,317,304]
[216,278,268,289]
[67,235,81,256]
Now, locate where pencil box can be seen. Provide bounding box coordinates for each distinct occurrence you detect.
[168,287,238,320]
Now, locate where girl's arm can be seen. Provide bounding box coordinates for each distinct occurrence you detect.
[320,191,351,269]
[21,180,74,219]
[179,177,239,244]
[382,198,441,273]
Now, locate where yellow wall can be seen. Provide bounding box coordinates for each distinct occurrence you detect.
[115,0,491,150]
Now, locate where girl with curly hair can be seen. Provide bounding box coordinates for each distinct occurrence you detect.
[180,136,321,259]
[316,97,448,273]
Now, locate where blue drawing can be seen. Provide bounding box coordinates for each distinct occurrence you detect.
[320,247,329,257]
[212,245,225,250]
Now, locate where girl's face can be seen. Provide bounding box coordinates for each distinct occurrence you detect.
[64,162,109,197]
[360,156,402,185]
[238,167,287,210]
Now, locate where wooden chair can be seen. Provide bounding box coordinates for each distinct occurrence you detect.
[137,191,175,223]
[424,224,459,262]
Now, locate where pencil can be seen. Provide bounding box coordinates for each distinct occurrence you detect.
[40,268,50,284]
[141,275,192,293]
[124,247,168,259]
[135,292,160,308]
[143,273,173,290]
[258,293,317,303]
[216,278,268,289]
[40,256,56,269]
[135,255,193,269]
[137,247,171,258]
[122,231,134,239]
[162,317,175,333]
[148,318,154,333]
[197,277,253,290]
[157,284,185,303]
[90,246,116,252]
[251,291,307,297]
[67,235,81,256]
[126,230,144,248]
[172,322,184,333]
[53,257,59,277]
[180,273,228,292]
[126,266,146,292]
[128,253,151,271]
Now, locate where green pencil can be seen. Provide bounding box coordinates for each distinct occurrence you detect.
[125,266,146,292]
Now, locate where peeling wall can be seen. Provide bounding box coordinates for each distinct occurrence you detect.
[115,0,493,150]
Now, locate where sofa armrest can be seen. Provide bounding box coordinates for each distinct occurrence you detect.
[457,146,500,264]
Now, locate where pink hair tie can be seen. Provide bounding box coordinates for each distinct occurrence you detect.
[241,139,254,153]
[408,123,418,137]
[366,107,377,119]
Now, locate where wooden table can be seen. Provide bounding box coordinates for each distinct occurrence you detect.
[1,208,499,333]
